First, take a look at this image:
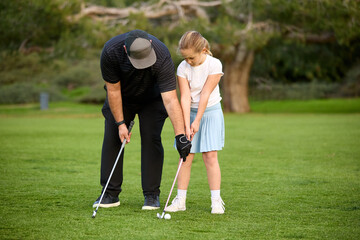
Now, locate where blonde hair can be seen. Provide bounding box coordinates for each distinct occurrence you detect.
[178,31,212,56]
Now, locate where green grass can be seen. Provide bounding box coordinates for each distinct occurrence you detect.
[0,102,102,117]
[0,99,359,239]
[250,98,360,113]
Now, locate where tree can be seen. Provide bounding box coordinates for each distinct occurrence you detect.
[0,0,77,51]
[66,0,360,112]
[211,0,360,112]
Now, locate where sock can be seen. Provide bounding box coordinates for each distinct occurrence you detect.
[211,190,220,199]
[177,189,187,198]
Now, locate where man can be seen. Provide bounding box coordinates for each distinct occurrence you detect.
[93,29,192,210]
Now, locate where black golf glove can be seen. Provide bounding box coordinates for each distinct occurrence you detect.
[175,134,191,162]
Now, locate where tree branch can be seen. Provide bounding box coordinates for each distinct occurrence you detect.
[285,31,336,43]
[69,0,230,22]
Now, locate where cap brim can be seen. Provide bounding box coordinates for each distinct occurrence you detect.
[128,48,156,69]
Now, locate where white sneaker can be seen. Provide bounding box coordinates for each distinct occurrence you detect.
[211,197,225,214]
[165,195,186,212]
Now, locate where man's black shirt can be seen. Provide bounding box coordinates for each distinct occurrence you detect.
[100,32,176,104]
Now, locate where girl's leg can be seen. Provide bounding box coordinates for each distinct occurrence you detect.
[177,153,195,190]
[202,151,221,190]
[203,150,225,214]
[165,153,195,212]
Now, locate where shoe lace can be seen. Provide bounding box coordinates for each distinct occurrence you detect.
[146,195,158,204]
[171,196,184,206]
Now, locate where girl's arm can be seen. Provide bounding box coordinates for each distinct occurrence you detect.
[191,74,222,137]
[177,75,192,140]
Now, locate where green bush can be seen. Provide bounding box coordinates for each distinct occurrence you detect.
[79,83,106,104]
[249,80,340,100]
[0,0,78,51]
[0,52,44,85]
[54,68,90,90]
[338,62,360,97]
[0,83,42,104]
[251,38,357,83]
[0,82,65,104]
[52,59,102,99]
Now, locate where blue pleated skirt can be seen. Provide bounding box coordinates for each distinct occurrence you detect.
[190,102,225,153]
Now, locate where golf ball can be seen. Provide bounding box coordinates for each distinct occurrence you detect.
[164,213,171,220]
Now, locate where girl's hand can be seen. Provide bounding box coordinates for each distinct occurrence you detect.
[190,120,200,140]
[185,127,192,142]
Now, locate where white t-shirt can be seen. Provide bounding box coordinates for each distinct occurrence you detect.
[177,55,224,108]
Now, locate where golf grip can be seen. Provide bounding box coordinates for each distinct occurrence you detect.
[92,120,135,218]
[127,120,135,134]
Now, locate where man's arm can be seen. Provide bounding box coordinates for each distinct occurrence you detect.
[105,81,131,143]
[161,89,185,136]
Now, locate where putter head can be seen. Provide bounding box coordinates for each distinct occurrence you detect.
[92,210,97,218]
[157,212,165,219]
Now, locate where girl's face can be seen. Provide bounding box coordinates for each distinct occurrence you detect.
[180,48,206,67]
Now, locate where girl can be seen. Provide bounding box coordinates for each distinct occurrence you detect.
[166,31,225,214]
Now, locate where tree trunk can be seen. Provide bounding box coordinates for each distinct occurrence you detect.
[222,45,254,113]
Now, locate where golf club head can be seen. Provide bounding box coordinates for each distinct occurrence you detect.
[156,212,165,219]
[92,210,97,218]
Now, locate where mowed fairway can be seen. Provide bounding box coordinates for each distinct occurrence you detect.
[0,101,359,239]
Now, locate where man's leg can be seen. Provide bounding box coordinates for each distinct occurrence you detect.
[100,106,123,196]
[93,101,135,208]
[138,100,168,209]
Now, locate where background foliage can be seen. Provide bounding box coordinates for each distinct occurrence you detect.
[0,0,359,104]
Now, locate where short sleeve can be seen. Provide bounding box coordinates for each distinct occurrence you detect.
[177,61,187,78]
[209,58,224,76]
[156,56,176,93]
[100,47,120,83]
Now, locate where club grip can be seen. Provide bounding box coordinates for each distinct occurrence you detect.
[128,120,135,133]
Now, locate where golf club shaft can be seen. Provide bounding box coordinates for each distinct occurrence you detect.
[92,120,135,218]
[163,158,183,214]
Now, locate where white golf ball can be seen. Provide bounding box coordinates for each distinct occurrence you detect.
[164,213,171,220]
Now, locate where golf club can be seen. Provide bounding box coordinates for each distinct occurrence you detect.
[92,120,135,218]
[157,158,184,219]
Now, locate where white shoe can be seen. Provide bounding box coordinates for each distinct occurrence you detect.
[211,197,225,214]
[165,195,186,212]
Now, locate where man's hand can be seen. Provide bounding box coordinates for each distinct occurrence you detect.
[175,134,191,161]
[118,124,131,143]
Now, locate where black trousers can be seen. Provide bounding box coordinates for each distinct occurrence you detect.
[100,97,168,197]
